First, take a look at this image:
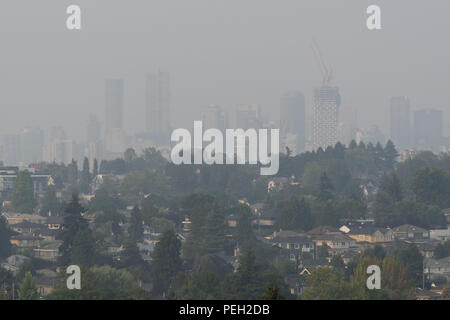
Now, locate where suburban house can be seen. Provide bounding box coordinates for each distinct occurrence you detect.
[307,225,339,236]
[424,257,450,280]
[9,221,43,234]
[346,226,394,243]
[46,216,64,230]
[3,213,47,225]
[312,232,356,250]
[253,209,278,228]
[10,233,43,248]
[267,177,290,193]
[34,269,58,297]
[250,203,264,215]
[392,224,430,242]
[271,230,315,256]
[226,214,238,228]
[33,240,62,261]
[430,228,450,241]
[284,273,307,296]
[0,166,53,199]
[0,255,30,274]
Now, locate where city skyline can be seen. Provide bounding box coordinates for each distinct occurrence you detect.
[0,1,449,141]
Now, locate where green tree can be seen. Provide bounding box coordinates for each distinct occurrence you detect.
[12,170,36,213]
[379,173,403,202]
[443,284,450,300]
[434,239,450,259]
[67,159,78,187]
[0,217,12,259]
[277,196,313,231]
[40,185,59,216]
[92,158,98,177]
[318,172,334,201]
[317,244,330,258]
[129,206,144,241]
[151,229,182,295]
[373,191,395,227]
[233,204,256,249]
[330,254,345,270]
[183,194,226,262]
[58,194,96,267]
[18,272,39,300]
[49,265,147,300]
[79,157,92,194]
[412,167,450,208]
[394,244,423,285]
[381,255,415,299]
[383,140,398,170]
[222,251,287,300]
[262,283,285,300]
[70,227,96,266]
[302,267,352,300]
[172,272,222,300]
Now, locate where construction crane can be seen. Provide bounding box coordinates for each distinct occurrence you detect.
[311,39,333,86]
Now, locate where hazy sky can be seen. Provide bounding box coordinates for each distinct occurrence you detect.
[0,0,449,141]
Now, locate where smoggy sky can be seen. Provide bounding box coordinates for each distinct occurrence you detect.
[0,0,449,141]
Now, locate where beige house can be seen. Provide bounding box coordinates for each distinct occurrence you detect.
[346,226,394,243]
[3,213,47,225]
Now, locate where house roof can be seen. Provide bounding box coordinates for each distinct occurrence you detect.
[347,226,390,236]
[393,224,428,233]
[307,225,339,236]
[425,257,450,269]
[10,221,43,229]
[312,232,354,242]
[46,216,64,224]
[36,240,62,250]
[300,258,329,268]
[272,230,313,244]
[11,233,42,241]
[257,209,278,219]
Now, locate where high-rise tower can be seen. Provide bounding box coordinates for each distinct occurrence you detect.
[105,79,124,132]
[390,96,411,150]
[146,71,171,136]
[312,86,340,150]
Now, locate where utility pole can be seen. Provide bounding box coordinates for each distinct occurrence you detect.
[422,259,425,290]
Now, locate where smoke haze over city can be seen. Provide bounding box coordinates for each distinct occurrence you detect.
[0,0,449,146]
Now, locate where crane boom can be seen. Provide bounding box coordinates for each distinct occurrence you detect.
[311,39,333,86]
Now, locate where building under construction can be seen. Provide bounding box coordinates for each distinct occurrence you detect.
[311,41,341,151]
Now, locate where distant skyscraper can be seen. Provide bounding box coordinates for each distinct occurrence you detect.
[366,125,386,146]
[280,92,306,152]
[43,140,74,165]
[413,108,443,152]
[201,105,227,131]
[146,71,171,136]
[105,128,126,154]
[236,104,261,130]
[312,86,341,150]
[105,79,124,133]
[1,134,21,165]
[390,96,411,150]
[87,114,101,143]
[20,127,44,164]
[49,126,67,142]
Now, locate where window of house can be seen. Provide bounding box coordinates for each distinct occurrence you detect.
[294,244,300,249]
